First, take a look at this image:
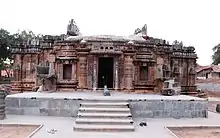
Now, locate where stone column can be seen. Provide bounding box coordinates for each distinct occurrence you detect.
[124,55,133,90]
[72,62,76,80]
[58,63,63,80]
[115,57,119,90]
[78,56,87,89]
[27,63,31,80]
[93,57,97,91]
[148,65,155,83]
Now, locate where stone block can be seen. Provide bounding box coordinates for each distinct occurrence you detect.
[172,101,184,111]
[190,111,199,118]
[179,110,191,118]
[155,101,165,110]
[164,100,173,110]
[19,98,43,107]
[48,99,77,110]
[59,109,72,117]
[23,107,40,116]
[153,110,162,117]
[6,98,19,108]
[170,111,181,119]
[176,101,184,111]
[161,110,170,117]
[48,99,65,109]
[39,108,49,116]
[131,110,153,118]
[48,108,61,116]
[201,110,208,118]
[189,103,195,110]
[6,108,24,115]
[195,102,204,110]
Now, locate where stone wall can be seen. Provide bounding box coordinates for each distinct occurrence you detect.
[130,99,208,118]
[6,97,208,118]
[6,97,80,117]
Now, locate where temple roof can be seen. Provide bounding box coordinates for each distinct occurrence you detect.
[65,35,149,42]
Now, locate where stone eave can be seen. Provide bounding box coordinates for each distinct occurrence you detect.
[56,57,78,60]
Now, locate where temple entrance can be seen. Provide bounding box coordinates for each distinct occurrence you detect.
[98,57,114,88]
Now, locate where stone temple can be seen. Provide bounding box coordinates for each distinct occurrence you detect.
[11,19,197,93]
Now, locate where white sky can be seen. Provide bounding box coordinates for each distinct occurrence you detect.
[1,0,220,66]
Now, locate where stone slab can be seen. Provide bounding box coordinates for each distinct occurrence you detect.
[5,92,208,118]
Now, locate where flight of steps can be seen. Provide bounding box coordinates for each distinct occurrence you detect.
[73,100,135,132]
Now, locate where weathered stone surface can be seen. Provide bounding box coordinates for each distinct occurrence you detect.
[11,21,197,93]
[5,98,19,108]
[6,108,24,115]
[6,94,207,118]
[129,100,208,118]
[6,97,80,117]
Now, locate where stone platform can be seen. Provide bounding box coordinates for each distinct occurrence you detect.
[5,91,208,118]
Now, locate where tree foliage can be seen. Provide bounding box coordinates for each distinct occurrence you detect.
[0,29,36,77]
[212,44,220,65]
[14,30,37,43]
[0,29,13,60]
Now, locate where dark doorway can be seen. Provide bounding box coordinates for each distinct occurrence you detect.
[98,57,114,88]
[63,64,72,80]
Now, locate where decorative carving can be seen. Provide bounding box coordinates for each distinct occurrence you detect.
[118,56,124,88]
[115,57,119,89]
[67,19,80,36]
[35,65,57,92]
[87,55,94,89]
[93,57,97,91]
[134,24,147,35]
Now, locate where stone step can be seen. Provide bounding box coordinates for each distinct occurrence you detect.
[80,102,129,108]
[77,112,132,118]
[73,124,135,132]
[79,107,130,113]
[80,99,128,102]
[75,118,134,125]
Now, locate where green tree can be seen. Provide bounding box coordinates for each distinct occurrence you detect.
[212,44,220,65]
[0,29,13,60]
[0,29,37,78]
[0,29,14,77]
[14,30,38,43]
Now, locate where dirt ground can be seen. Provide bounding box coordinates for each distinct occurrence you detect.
[168,127,220,138]
[208,101,220,113]
[207,91,220,97]
[0,124,40,138]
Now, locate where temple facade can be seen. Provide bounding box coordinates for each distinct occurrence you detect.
[11,20,197,93]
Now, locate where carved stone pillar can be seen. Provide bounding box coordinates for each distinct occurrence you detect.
[58,64,63,80]
[148,65,155,83]
[93,57,97,91]
[87,55,94,89]
[78,56,87,88]
[72,62,76,80]
[124,55,133,90]
[115,57,119,90]
[27,63,31,79]
[49,62,55,77]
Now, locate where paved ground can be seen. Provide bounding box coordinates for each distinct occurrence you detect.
[197,83,220,92]
[7,91,204,101]
[1,112,220,138]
